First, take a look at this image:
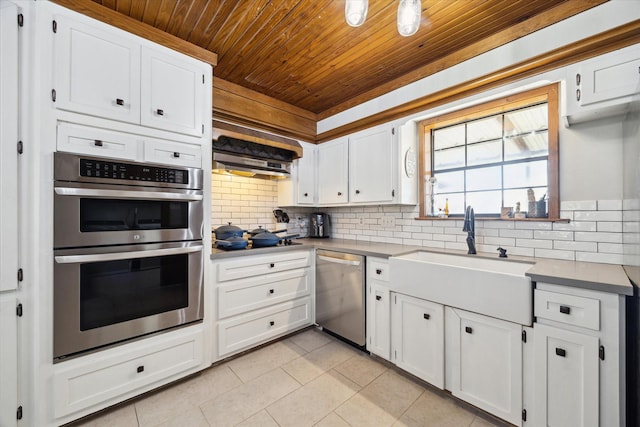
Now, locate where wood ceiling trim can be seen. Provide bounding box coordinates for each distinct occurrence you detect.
[50,0,218,66]
[317,0,607,120]
[317,20,640,143]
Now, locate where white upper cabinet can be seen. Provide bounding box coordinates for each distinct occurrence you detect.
[296,142,317,205]
[563,44,640,126]
[349,125,394,204]
[317,137,349,205]
[141,47,205,136]
[53,14,141,124]
[53,14,208,137]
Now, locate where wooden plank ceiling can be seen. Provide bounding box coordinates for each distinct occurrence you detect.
[87,0,604,118]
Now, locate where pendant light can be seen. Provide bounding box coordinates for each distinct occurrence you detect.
[397,0,421,36]
[345,0,368,27]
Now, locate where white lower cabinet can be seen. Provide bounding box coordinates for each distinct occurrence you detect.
[0,295,17,427]
[392,293,444,389]
[366,257,391,360]
[214,250,314,359]
[53,326,204,420]
[445,307,523,426]
[531,324,599,427]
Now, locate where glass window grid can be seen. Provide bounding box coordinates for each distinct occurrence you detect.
[431,103,549,216]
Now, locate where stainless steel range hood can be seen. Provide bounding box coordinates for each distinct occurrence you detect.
[212,121,302,180]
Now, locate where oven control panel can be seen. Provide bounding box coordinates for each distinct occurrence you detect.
[80,159,188,184]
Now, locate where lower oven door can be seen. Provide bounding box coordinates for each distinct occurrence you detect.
[53,241,203,361]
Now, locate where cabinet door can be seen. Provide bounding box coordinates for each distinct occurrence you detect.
[349,126,394,203]
[143,139,202,168]
[0,295,17,427]
[297,141,316,205]
[317,138,348,205]
[141,47,205,136]
[446,307,522,425]
[532,323,599,427]
[580,47,640,106]
[0,0,19,292]
[392,293,444,389]
[53,14,140,124]
[367,281,390,360]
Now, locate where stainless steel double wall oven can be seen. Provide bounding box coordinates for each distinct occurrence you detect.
[53,152,205,361]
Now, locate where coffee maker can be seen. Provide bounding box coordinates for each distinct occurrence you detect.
[309,212,331,238]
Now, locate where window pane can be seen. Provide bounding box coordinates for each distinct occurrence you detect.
[504,187,547,214]
[434,146,465,170]
[433,124,465,150]
[504,104,548,136]
[466,191,502,214]
[467,140,502,166]
[503,160,547,189]
[434,170,464,193]
[434,193,465,215]
[504,131,548,161]
[466,166,501,191]
[467,115,502,144]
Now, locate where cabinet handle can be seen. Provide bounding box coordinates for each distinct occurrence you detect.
[375,295,382,301]
[116,98,124,106]
[576,73,581,85]
[423,313,430,320]
[376,269,382,275]
[559,305,571,315]
[355,189,360,194]
[136,365,144,373]
[269,289,274,294]
[304,193,308,197]
[269,263,275,268]
[269,320,275,326]
[337,192,342,196]
[156,109,164,116]
[576,89,581,102]
[94,140,103,147]
[555,347,566,357]
[173,152,180,158]
[464,326,473,334]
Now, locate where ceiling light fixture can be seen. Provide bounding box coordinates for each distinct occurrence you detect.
[345,0,368,27]
[345,0,422,36]
[397,0,421,37]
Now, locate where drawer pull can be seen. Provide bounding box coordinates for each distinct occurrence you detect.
[156,109,164,116]
[355,189,360,194]
[338,192,342,196]
[464,326,472,334]
[555,347,566,357]
[559,305,571,315]
[136,365,144,373]
[116,98,124,106]
[375,295,382,301]
[376,269,382,275]
[269,263,275,268]
[423,313,430,320]
[304,193,308,197]
[269,320,275,327]
[94,140,103,147]
[269,289,275,294]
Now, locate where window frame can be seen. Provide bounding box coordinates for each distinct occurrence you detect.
[418,83,560,220]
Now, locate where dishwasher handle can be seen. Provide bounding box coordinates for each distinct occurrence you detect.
[318,254,361,266]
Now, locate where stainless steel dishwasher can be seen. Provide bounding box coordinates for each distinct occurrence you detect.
[315,250,365,346]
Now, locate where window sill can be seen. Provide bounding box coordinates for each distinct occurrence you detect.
[416,216,570,223]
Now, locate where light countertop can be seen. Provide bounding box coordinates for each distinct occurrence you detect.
[211,238,634,296]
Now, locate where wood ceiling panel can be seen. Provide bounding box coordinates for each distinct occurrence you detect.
[82,0,606,116]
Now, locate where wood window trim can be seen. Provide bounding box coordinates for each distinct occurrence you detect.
[417,83,560,221]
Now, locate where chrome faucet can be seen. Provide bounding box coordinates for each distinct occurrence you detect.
[462,205,476,254]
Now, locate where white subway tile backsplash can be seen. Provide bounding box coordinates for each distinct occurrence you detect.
[533,230,574,241]
[534,248,575,261]
[623,198,640,210]
[575,231,623,243]
[597,222,623,232]
[561,200,597,211]
[598,243,624,254]
[552,221,596,232]
[597,200,623,210]
[515,221,552,230]
[515,238,553,249]
[623,210,640,221]
[422,240,446,249]
[499,229,534,238]
[553,241,597,252]
[483,236,516,247]
[573,211,623,222]
[507,246,535,257]
[576,252,624,264]
[445,242,469,251]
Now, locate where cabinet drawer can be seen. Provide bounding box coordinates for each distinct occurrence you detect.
[57,122,138,161]
[53,329,203,417]
[534,289,600,331]
[218,268,311,319]
[368,258,389,281]
[216,250,312,282]
[143,139,201,168]
[218,297,312,357]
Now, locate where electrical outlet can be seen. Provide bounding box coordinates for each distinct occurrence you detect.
[359,217,364,225]
[382,216,396,227]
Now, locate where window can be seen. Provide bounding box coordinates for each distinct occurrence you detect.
[419,84,559,219]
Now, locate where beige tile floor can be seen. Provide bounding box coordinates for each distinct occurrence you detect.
[68,328,508,427]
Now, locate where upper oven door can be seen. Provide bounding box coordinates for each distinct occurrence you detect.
[54,181,204,248]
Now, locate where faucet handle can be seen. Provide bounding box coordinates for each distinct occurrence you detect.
[497,247,508,258]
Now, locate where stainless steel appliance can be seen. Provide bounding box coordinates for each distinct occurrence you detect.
[315,250,365,346]
[309,212,331,238]
[53,153,205,361]
[212,135,293,179]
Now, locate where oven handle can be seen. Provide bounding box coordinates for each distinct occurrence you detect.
[54,187,203,201]
[54,245,203,264]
